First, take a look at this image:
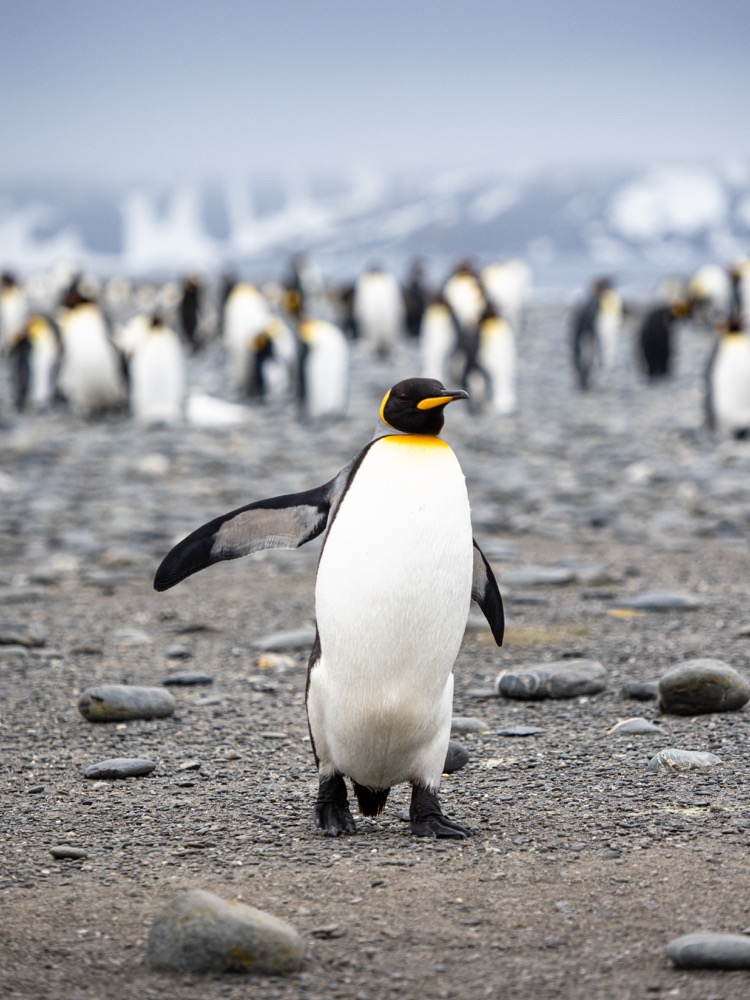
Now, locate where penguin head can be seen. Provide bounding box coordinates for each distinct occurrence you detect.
[380,378,468,435]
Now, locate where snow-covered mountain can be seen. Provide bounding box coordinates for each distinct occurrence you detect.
[1,163,748,292]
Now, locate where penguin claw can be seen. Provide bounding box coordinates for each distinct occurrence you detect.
[314,803,357,837]
[409,784,472,839]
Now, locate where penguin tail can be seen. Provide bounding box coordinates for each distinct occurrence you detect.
[352,783,390,817]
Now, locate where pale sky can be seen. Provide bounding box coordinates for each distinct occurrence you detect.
[1,0,748,185]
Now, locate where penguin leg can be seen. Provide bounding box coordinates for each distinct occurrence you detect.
[313,773,357,837]
[409,784,472,839]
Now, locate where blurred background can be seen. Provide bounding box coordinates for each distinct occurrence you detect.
[1,0,749,292]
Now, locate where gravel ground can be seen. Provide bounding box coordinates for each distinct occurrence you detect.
[1,302,750,999]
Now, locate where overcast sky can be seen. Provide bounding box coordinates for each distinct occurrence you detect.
[1,0,748,186]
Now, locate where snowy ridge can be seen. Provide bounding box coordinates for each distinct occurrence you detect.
[0,163,748,289]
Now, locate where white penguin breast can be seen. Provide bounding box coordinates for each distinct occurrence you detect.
[310,436,473,785]
[713,337,750,429]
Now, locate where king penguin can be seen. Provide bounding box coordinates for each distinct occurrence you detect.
[705,318,750,438]
[154,377,504,838]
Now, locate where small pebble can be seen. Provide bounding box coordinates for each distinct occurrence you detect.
[163,672,213,686]
[496,660,606,700]
[621,681,660,701]
[610,592,701,612]
[78,685,176,722]
[147,888,304,974]
[450,716,490,734]
[165,643,192,660]
[50,846,88,860]
[83,757,157,779]
[647,748,722,772]
[501,566,574,587]
[665,931,750,969]
[496,725,545,737]
[0,622,46,647]
[251,628,315,651]
[608,718,662,735]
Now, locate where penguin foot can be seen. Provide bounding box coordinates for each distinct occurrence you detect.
[314,774,357,837]
[409,784,472,839]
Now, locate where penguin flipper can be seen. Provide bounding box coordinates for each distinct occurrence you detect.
[154,480,335,591]
[471,540,504,646]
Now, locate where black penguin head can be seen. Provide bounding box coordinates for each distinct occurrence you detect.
[380,378,469,435]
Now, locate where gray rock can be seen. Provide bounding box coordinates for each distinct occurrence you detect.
[146,889,304,974]
[78,685,176,722]
[163,671,214,686]
[0,622,46,647]
[165,643,192,660]
[501,566,575,587]
[608,717,662,735]
[443,740,470,774]
[665,931,750,969]
[658,659,750,715]
[496,660,607,700]
[610,591,701,612]
[83,757,157,779]
[621,681,660,701]
[50,846,88,860]
[648,748,723,772]
[251,628,316,651]
[450,716,490,733]
[496,725,545,737]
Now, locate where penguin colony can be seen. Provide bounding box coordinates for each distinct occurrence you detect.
[155,377,505,837]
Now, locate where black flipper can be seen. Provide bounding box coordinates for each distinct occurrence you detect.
[471,540,504,646]
[154,479,335,592]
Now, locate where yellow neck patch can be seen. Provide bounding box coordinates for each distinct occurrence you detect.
[381,434,448,449]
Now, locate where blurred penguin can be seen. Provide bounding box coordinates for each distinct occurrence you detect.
[8,314,61,412]
[246,317,298,403]
[129,314,186,425]
[689,264,731,325]
[178,275,202,352]
[420,294,461,384]
[1,272,28,351]
[353,264,405,359]
[477,304,517,415]
[403,258,429,339]
[570,277,620,390]
[298,318,349,421]
[443,260,486,330]
[56,281,127,416]
[481,259,532,336]
[637,299,693,381]
[222,281,272,393]
[705,317,750,439]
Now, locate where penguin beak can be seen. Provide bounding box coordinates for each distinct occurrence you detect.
[417,389,469,411]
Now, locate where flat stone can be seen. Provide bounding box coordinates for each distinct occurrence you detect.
[665,932,750,969]
[450,716,490,733]
[0,622,46,647]
[496,725,545,737]
[659,659,750,715]
[165,643,192,660]
[0,588,46,604]
[621,681,660,701]
[647,748,723,772]
[496,660,607,700]
[50,846,88,860]
[114,628,152,646]
[608,717,662,735]
[163,671,214,686]
[146,889,304,974]
[610,592,701,612]
[251,628,316,651]
[501,566,575,587]
[78,685,176,722]
[83,757,157,779]
[443,739,470,774]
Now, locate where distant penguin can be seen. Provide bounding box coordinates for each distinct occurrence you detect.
[570,277,620,390]
[705,318,750,438]
[178,275,202,351]
[477,306,517,415]
[689,264,731,323]
[481,259,532,336]
[637,300,692,380]
[353,266,405,359]
[403,258,429,339]
[129,315,186,425]
[443,262,486,330]
[420,296,460,384]
[57,293,127,416]
[9,315,60,412]
[595,284,624,374]
[298,318,349,420]
[154,377,504,838]
[223,282,272,393]
[0,272,28,351]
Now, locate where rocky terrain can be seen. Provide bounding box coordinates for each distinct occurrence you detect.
[2,302,750,999]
